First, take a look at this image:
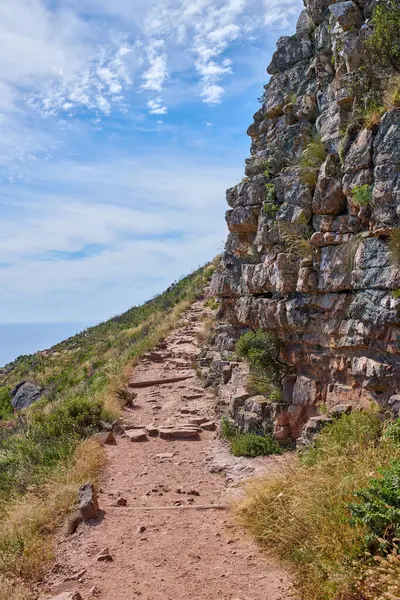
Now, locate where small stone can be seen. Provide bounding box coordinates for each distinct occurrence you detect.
[137,525,146,533]
[147,425,159,436]
[97,547,113,562]
[116,497,128,506]
[92,431,116,446]
[99,420,113,431]
[50,594,83,600]
[189,417,208,425]
[200,421,216,431]
[126,429,148,442]
[79,483,99,521]
[63,569,86,582]
[89,586,101,597]
[155,453,175,459]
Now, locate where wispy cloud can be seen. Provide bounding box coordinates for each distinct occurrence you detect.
[0,152,238,321]
[0,0,303,327]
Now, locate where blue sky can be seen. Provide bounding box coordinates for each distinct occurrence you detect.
[0,0,303,326]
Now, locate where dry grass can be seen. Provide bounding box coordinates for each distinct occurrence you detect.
[384,77,400,110]
[196,314,216,344]
[0,439,105,599]
[236,411,399,600]
[363,545,400,600]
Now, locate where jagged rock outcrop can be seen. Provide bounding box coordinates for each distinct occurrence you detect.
[212,0,400,443]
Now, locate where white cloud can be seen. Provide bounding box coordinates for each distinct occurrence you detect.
[201,84,225,105]
[0,153,239,321]
[147,97,168,114]
[140,40,169,92]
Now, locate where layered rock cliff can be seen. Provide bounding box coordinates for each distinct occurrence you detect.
[211,0,400,442]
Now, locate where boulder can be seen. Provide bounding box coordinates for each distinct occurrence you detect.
[11,381,42,410]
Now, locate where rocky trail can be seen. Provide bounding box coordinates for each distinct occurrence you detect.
[40,300,295,600]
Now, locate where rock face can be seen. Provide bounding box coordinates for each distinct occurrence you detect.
[212,0,400,443]
[11,381,42,410]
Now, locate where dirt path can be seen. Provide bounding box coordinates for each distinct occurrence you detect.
[41,301,295,600]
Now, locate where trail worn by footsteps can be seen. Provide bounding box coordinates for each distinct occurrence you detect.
[41,300,295,600]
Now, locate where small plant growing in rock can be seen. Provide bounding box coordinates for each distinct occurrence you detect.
[205,297,219,310]
[265,182,276,203]
[236,330,289,388]
[361,97,386,129]
[293,134,327,187]
[263,162,271,180]
[351,184,373,206]
[221,416,237,440]
[392,289,400,299]
[385,76,400,109]
[279,223,314,259]
[263,183,280,219]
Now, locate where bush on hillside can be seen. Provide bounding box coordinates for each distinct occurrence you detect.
[0,396,105,496]
[230,432,282,457]
[0,388,12,420]
[366,0,400,73]
[349,460,400,552]
[238,410,400,600]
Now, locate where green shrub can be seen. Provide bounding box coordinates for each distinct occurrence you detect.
[236,330,288,387]
[230,432,282,457]
[0,397,106,495]
[366,0,400,73]
[349,460,400,552]
[263,201,280,218]
[205,297,219,310]
[30,396,103,441]
[393,288,400,299]
[0,388,12,420]
[351,184,373,206]
[221,416,237,440]
[384,419,400,445]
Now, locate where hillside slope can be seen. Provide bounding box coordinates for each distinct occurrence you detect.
[0,262,216,599]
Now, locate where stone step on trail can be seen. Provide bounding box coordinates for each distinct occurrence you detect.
[129,375,194,388]
[159,427,201,440]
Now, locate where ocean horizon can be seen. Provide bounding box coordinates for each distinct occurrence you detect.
[0,322,91,368]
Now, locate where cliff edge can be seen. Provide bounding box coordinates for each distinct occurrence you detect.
[211,0,400,442]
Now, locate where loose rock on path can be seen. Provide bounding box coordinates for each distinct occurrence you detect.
[41,300,296,600]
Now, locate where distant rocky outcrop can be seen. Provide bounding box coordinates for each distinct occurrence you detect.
[211,0,400,443]
[11,381,42,410]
